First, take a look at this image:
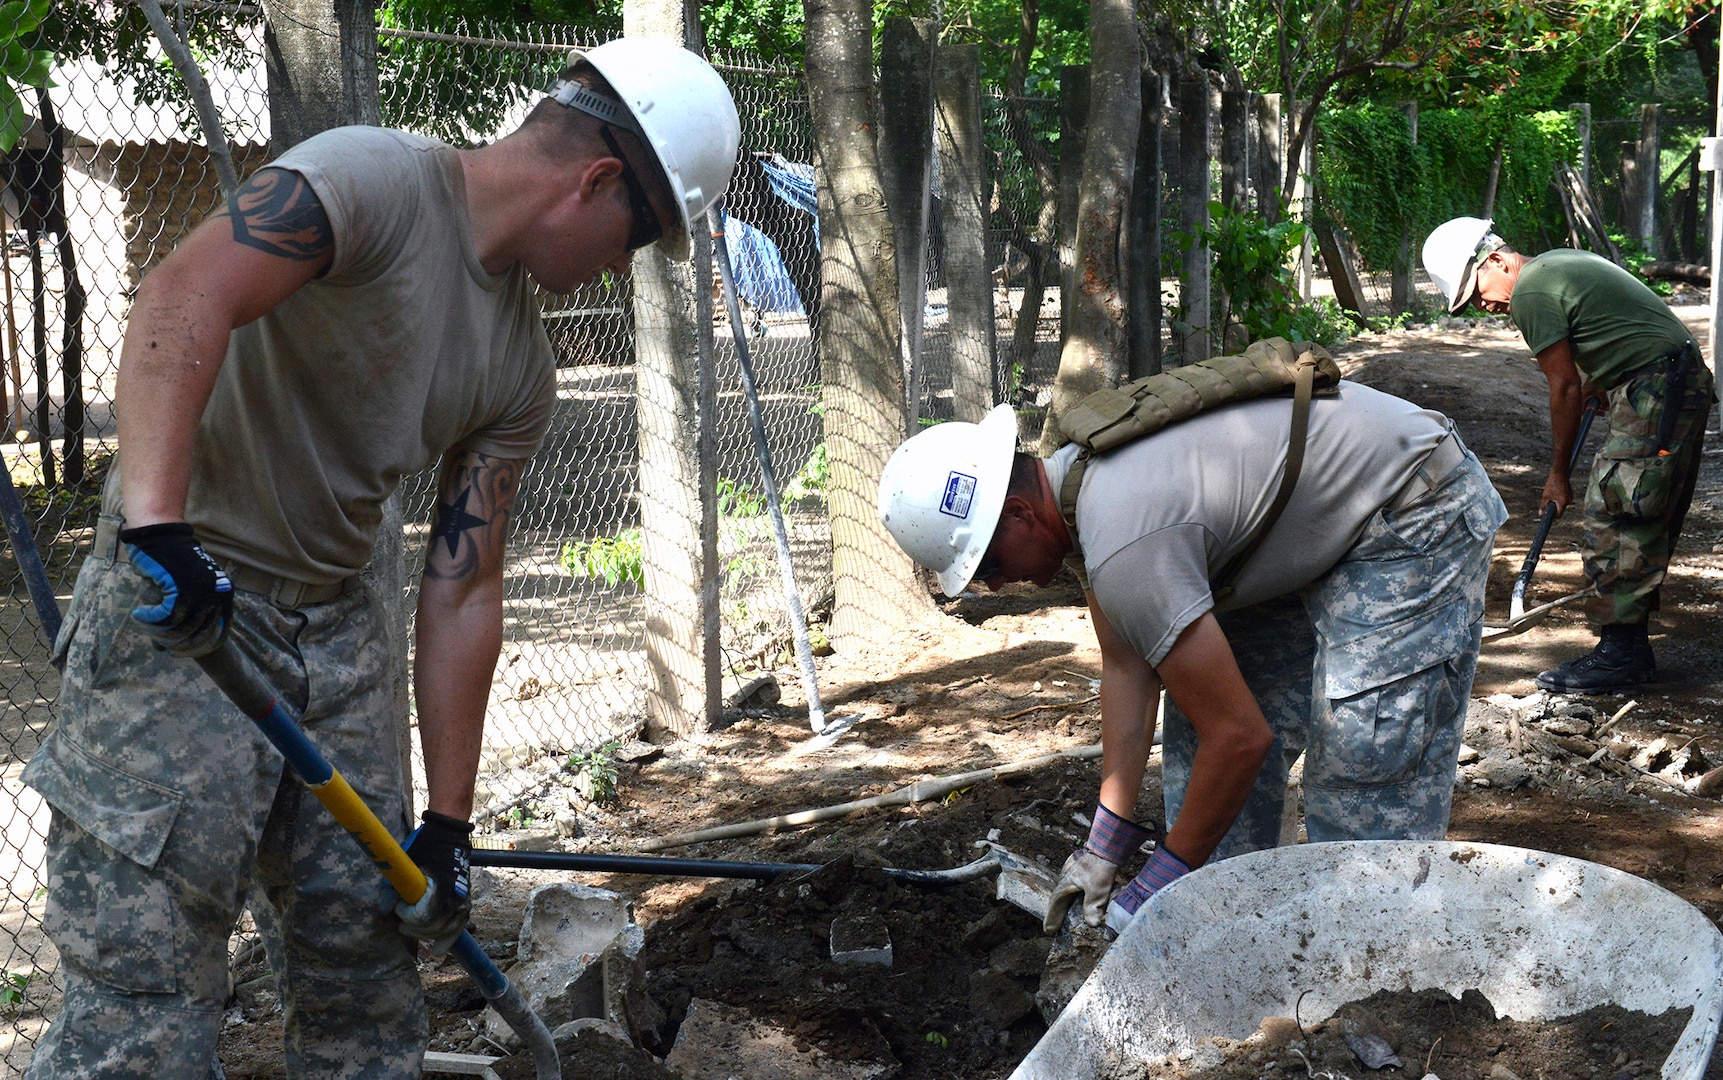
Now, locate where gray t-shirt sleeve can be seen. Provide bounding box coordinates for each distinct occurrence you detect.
[454,312,559,464]
[1088,523,1216,665]
[267,127,420,284]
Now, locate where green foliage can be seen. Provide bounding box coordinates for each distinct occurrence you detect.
[566,739,621,803]
[1316,103,1579,271]
[0,0,52,153]
[559,527,644,588]
[1,969,32,1011]
[1173,202,1349,348]
[778,443,829,506]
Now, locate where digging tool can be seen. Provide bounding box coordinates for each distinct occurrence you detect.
[195,643,561,1079]
[0,463,61,643]
[707,202,837,736]
[1482,585,1597,641]
[1509,397,1603,623]
[470,847,1000,885]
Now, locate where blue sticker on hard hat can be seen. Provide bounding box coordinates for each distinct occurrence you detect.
[940,471,978,518]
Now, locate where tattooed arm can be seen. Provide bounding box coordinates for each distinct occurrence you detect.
[415,449,526,818]
[118,168,333,525]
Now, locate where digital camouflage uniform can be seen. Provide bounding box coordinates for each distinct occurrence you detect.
[1161,450,1504,855]
[22,517,424,1079]
[1581,354,1715,625]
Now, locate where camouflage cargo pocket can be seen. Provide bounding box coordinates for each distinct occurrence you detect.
[1593,448,1679,522]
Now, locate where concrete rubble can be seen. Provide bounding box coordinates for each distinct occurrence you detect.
[481,883,647,1045]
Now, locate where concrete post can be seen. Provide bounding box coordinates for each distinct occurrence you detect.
[1220,89,1250,214]
[1128,71,1166,379]
[1058,66,1089,353]
[1638,104,1661,258]
[627,0,719,736]
[1253,93,1283,223]
[1176,76,1213,364]
[877,18,935,431]
[936,43,997,421]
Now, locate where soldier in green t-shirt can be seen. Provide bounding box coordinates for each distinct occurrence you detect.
[1423,217,1716,694]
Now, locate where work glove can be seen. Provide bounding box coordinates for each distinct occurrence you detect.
[120,522,234,658]
[1043,804,1154,933]
[1104,845,1192,935]
[395,810,474,956]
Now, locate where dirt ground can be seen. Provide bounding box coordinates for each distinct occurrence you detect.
[206,306,1723,1079]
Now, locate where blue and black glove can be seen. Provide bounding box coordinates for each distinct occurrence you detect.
[395,810,474,956]
[120,522,234,658]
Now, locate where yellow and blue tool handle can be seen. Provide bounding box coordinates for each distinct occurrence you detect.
[195,642,560,1079]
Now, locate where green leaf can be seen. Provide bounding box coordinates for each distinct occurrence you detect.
[0,85,24,155]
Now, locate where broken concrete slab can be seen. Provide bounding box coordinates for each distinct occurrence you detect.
[1035,921,1112,1025]
[987,844,1056,923]
[664,998,898,1080]
[482,883,644,1044]
[829,914,892,966]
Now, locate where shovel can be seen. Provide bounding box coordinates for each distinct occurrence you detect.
[1507,397,1603,623]
[196,643,562,1079]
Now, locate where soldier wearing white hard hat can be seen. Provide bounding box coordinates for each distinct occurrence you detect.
[22,38,740,1076]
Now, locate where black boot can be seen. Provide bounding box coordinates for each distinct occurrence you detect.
[1535,623,1656,694]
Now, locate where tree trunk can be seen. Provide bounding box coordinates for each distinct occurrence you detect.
[804,0,935,645]
[1036,0,1141,453]
[262,0,382,153]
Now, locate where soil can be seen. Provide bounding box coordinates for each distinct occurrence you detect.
[1102,988,1690,1079]
[213,306,1723,1080]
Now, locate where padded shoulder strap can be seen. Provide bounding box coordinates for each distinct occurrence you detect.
[1211,353,1318,601]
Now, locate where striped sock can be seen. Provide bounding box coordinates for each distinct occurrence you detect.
[1084,803,1154,865]
[1112,846,1192,917]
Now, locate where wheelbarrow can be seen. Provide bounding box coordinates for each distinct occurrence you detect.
[1011,840,1723,1079]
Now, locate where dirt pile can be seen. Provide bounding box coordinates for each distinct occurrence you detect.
[1099,988,1689,1080]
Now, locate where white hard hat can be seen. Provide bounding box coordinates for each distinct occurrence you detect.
[1421,216,1505,314]
[877,404,1019,597]
[560,39,741,261]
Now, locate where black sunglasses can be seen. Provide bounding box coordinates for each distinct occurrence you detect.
[600,126,665,252]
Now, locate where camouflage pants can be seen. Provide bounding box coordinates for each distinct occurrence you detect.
[1163,447,1505,858]
[1583,356,1715,626]
[21,528,426,1079]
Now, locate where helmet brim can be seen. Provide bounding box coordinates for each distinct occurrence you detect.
[937,405,1020,596]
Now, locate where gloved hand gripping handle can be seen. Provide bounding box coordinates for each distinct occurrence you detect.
[194,642,560,1079]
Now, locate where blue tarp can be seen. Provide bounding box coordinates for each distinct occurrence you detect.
[720,156,817,316]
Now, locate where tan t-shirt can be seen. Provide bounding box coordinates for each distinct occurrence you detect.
[1048,381,1452,665]
[183,127,557,584]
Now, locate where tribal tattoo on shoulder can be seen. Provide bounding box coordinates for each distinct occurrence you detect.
[220,168,333,262]
[426,453,523,582]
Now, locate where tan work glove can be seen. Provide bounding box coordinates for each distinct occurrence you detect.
[1042,803,1155,933]
[1044,848,1123,933]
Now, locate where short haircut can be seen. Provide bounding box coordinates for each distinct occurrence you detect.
[1007,452,1040,499]
[522,61,674,207]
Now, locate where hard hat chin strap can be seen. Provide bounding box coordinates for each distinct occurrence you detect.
[549,80,643,136]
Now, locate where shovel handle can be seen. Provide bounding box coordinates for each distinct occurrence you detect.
[195,642,561,1079]
[1510,398,1603,611]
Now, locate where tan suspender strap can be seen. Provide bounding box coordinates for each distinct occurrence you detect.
[1059,449,1093,590]
[1212,354,1317,602]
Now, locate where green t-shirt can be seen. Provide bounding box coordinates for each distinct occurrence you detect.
[1507,248,1692,390]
